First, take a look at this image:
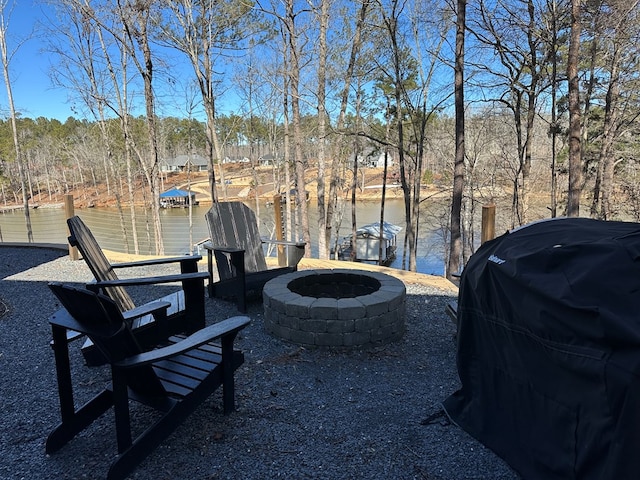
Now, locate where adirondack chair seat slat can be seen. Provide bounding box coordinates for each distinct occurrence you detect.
[164,349,224,371]
[182,348,224,365]
[196,342,225,355]
[66,215,207,365]
[158,361,210,381]
[156,336,223,370]
[154,365,212,396]
[46,283,250,480]
[204,202,306,313]
[167,334,225,356]
[155,360,211,383]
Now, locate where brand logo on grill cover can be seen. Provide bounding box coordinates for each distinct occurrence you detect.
[488,254,506,265]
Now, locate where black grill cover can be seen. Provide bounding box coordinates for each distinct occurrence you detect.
[443,217,640,480]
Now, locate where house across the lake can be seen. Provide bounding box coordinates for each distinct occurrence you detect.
[258,153,281,166]
[222,156,250,164]
[350,148,395,168]
[161,154,208,173]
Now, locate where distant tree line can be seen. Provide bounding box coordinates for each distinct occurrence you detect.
[0,0,638,273]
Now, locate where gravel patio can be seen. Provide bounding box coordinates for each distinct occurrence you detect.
[0,246,518,479]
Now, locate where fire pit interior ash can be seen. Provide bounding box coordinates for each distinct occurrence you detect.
[287,272,381,298]
[263,269,406,348]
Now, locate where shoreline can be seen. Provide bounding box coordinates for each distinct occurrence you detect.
[0,242,458,293]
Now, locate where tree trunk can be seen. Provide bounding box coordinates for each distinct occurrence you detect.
[549,0,559,218]
[379,95,392,265]
[285,0,311,256]
[328,0,369,260]
[0,9,32,242]
[116,0,165,253]
[566,0,582,217]
[597,47,621,220]
[316,0,329,259]
[448,0,466,279]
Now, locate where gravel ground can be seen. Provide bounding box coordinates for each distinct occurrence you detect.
[0,246,519,480]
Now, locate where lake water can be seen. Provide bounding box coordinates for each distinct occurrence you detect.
[0,198,447,275]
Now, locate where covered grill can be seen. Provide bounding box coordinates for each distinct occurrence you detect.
[443,217,640,480]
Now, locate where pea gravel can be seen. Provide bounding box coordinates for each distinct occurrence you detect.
[0,246,519,480]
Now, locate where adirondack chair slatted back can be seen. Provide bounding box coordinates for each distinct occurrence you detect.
[49,283,166,397]
[67,216,136,313]
[206,202,268,275]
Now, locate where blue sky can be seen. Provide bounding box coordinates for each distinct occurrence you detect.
[0,1,243,122]
[0,1,77,120]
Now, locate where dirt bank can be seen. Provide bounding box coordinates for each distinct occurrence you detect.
[22,166,449,210]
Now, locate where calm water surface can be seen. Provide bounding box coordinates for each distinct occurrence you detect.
[0,199,447,275]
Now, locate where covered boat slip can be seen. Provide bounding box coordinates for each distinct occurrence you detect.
[159,188,198,208]
[443,217,640,479]
[335,221,402,265]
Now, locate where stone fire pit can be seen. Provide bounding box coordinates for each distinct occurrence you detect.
[263,269,406,348]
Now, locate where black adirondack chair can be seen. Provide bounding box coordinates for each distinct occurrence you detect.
[47,283,250,480]
[204,202,305,312]
[67,215,209,364]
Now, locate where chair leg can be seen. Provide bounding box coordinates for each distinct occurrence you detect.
[112,370,132,454]
[221,335,237,414]
[182,276,206,333]
[229,251,246,314]
[51,325,76,422]
[107,397,196,480]
[179,257,199,274]
[46,390,113,453]
[207,249,215,298]
[48,324,114,453]
[236,290,247,314]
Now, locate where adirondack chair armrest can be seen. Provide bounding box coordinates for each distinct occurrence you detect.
[202,243,245,254]
[49,299,172,336]
[46,303,86,344]
[114,316,251,368]
[261,238,306,267]
[121,300,171,322]
[91,271,208,288]
[262,239,306,248]
[111,255,202,272]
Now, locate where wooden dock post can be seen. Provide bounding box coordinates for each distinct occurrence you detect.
[64,194,78,260]
[273,194,286,266]
[481,204,496,244]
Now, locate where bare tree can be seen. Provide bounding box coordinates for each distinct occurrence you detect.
[262,0,312,255]
[66,0,166,253]
[377,1,412,269]
[314,0,330,259]
[467,0,549,227]
[48,0,145,253]
[374,0,448,271]
[540,0,566,218]
[589,0,640,220]
[0,1,32,241]
[566,0,582,216]
[327,0,370,259]
[448,0,465,279]
[116,0,166,253]
[159,0,258,202]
